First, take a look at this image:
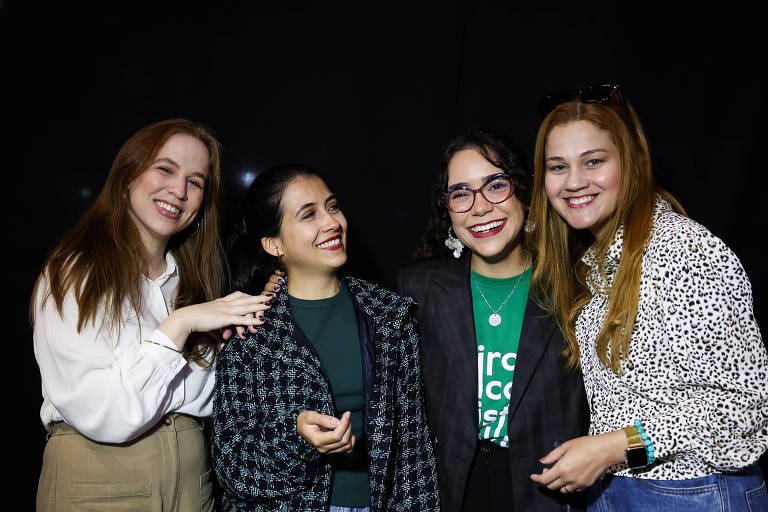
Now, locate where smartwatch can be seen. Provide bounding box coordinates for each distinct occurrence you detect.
[623,426,649,469]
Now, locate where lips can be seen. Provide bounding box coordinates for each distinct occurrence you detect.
[565,194,596,208]
[468,218,506,238]
[154,199,182,218]
[317,235,343,250]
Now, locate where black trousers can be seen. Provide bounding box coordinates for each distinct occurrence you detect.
[461,440,512,512]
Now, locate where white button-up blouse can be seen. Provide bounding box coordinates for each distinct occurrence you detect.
[33,252,216,444]
[577,198,768,479]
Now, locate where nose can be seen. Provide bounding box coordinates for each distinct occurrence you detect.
[470,190,493,215]
[319,210,341,231]
[564,167,588,192]
[167,174,188,200]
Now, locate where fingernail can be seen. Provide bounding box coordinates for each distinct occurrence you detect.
[274,285,280,291]
[278,278,285,285]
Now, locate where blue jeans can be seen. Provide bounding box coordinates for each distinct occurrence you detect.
[328,507,370,512]
[588,465,768,511]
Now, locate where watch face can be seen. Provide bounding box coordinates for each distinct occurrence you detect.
[626,447,649,469]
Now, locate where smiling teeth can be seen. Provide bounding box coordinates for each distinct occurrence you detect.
[470,220,504,233]
[568,195,595,205]
[317,238,341,249]
[156,200,180,214]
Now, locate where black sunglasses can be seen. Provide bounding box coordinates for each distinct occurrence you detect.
[538,83,624,118]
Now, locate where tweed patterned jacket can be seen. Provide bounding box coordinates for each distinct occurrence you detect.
[211,276,440,512]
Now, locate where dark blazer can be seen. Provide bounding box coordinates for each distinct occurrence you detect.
[211,276,440,512]
[395,257,589,512]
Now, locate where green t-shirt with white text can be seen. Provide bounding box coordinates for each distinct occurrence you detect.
[471,267,531,447]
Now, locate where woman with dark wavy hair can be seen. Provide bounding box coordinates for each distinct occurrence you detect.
[396,131,589,512]
[32,119,272,511]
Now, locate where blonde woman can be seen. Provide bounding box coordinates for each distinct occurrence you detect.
[527,84,768,511]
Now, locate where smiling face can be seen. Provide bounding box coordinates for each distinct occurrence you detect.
[447,149,525,272]
[128,133,210,253]
[268,176,348,278]
[544,120,621,241]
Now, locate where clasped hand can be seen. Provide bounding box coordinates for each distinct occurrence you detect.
[297,410,356,455]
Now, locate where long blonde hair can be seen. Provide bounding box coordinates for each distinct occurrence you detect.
[31,119,226,366]
[529,97,683,373]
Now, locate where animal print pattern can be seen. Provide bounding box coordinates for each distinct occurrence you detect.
[578,198,768,479]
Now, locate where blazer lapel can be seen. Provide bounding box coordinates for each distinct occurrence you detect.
[506,298,556,421]
[427,262,478,423]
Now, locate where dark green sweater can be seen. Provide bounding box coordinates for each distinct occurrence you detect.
[289,284,370,507]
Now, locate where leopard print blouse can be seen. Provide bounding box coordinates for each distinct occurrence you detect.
[578,197,768,479]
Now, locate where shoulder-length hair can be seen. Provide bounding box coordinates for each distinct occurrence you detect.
[528,97,683,373]
[32,119,226,366]
[414,131,531,262]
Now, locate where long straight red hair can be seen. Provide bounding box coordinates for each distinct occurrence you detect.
[31,119,226,366]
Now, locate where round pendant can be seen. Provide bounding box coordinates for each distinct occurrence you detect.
[488,313,502,326]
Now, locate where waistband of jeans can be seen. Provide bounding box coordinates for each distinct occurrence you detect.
[48,413,203,440]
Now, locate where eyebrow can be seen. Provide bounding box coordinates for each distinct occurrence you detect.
[152,157,209,180]
[545,149,609,162]
[153,157,180,168]
[294,194,336,218]
[447,173,505,190]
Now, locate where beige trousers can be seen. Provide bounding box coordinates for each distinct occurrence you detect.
[36,413,215,512]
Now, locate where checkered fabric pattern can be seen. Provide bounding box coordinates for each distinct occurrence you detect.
[211,276,440,512]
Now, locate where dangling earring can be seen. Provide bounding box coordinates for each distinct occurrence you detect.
[445,227,464,259]
[524,219,536,233]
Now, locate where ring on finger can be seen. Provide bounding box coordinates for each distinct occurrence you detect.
[560,485,570,494]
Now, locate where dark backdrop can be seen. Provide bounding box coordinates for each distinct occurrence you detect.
[4,0,766,503]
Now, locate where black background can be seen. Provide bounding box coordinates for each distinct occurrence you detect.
[4,0,766,503]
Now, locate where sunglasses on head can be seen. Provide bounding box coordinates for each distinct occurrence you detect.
[538,83,624,118]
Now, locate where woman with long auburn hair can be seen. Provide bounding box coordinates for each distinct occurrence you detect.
[32,119,272,511]
[527,84,768,511]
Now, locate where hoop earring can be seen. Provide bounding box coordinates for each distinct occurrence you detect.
[444,227,464,259]
[189,220,201,237]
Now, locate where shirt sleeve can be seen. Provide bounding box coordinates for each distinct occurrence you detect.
[641,227,768,471]
[33,280,190,443]
[211,336,321,504]
[390,314,441,510]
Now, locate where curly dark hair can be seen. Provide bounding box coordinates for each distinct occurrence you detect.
[414,131,531,262]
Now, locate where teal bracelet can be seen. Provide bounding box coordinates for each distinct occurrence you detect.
[634,419,656,464]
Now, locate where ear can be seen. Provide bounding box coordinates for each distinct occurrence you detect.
[261,236,283,258]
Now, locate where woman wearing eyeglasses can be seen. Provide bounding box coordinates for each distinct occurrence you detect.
[527,84,768,511]
[211,164,439,512]
[395,132,589,512]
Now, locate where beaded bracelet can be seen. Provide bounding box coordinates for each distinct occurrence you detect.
[634,419,656,464]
